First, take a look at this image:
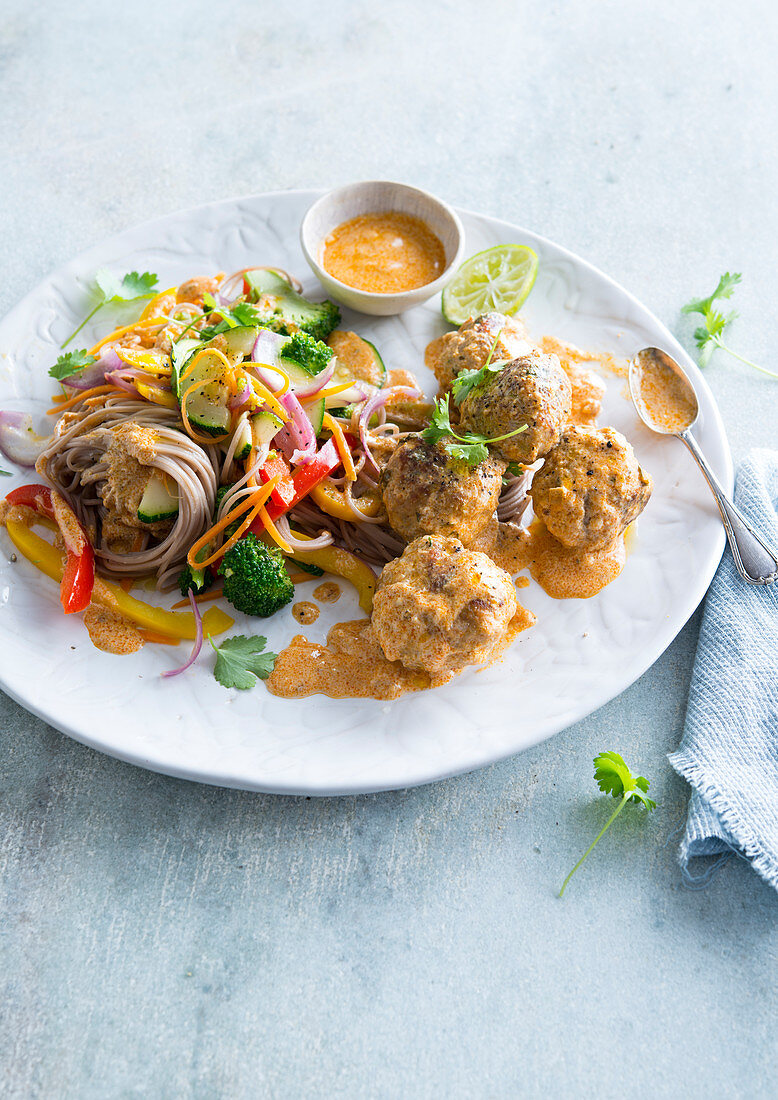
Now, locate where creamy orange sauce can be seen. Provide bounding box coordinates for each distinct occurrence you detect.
[424,333,450,374]
[313,581,340,603]
[541,335,627,378]
[634,351,696,434]
[266,620,434,700]
[83,605,144,654]
[322,212,446,294]
[292,601,319,626]
[470,518,624,599]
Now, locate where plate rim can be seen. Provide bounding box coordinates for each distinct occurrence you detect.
[0,189,731,795]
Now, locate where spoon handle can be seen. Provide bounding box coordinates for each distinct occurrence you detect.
[680,431,778,585]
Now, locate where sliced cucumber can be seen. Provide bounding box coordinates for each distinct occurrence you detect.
[187,381,231,436]
[327,331,386,388]
[171,336,202,399]
[232,419,252,461]
[304,397,325,435]
[138,472,179,523]
[214,325,259,363]
[251,410,283,450]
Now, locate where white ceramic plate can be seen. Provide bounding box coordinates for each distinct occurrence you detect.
[0,191,730,795]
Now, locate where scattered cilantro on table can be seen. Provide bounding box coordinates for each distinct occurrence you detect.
[682,272,777,379]
[558,751,656,897]
[209,633,278,690]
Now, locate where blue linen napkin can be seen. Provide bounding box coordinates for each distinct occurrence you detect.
[668,449,778,890]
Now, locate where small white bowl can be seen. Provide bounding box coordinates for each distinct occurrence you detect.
[300,180,465,317]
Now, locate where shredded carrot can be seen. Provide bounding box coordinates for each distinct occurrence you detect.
[170,589,224,610]
[186,475,281,570]
[47,385,126,414]
[89,317,166,355]
[120,577,135,593]
[138,629,181,646]
[248,376,288,421]
[323,412,356,481]
[253,504,292,553]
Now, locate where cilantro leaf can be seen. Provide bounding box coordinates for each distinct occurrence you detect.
[61,269,159,348]
[446,440,489,465]
[558,751,656,897]
[451,326,508,406]
[49,349,97,381]
[420,395,527,467]
[209,633,278,690]
[682,273,777,379]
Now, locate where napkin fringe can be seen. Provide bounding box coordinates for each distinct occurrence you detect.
[669,748,778,891]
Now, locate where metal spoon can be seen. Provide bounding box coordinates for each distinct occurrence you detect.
[629,347,778,585]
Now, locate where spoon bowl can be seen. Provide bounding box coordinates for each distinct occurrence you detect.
[629,346,699,436]
[630,347,777,585]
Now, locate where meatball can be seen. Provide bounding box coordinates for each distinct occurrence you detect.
[176,276,221,305]
[425,312,533,394]
[369,535,518,677]
[459,351,572,464]
[379,435,506,544]
[531,426,652,551]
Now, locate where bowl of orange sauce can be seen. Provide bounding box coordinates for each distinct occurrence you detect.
[300,180,465,316]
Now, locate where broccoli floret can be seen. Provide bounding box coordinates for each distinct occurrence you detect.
[243,269,341,342]
[280,332,334,376]
[178,563,213,597]
[217,534,294,618]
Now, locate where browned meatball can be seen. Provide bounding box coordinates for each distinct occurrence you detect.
[369,535,519,676]
[531,426,652,551]
[379,435,506,544]
[458,351,572,464]
[425,312,533,394]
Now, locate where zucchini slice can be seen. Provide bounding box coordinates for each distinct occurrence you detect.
[170,336,202,399]
[304,397,325,435]
[138,472,179,523]
[251,410,283,450]
[214,325,259,364]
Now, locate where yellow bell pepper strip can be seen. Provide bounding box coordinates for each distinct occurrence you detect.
[139,287,176,319]
[135,379,179,409]
[115,347,171,375]
[309,479,383,520]
[257,528,376,614]
[5,518,233,640]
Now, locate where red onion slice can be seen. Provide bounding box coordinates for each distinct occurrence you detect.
[275,390,317,465]
[294,360,336,397]
[358,386,422,471]
[0,412,52,468]
[161,591,204,678]
[65,347,123,391]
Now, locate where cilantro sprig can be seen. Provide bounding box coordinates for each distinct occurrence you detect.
[682,272,777,379]
[61,269,159,348]
[199,293,262,339]
[451,326,508,405]
[209,633,278,690]
[421,395,526,466]
[49,348,97,381]
[559,751,656,897]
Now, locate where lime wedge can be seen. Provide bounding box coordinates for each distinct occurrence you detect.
[442,244,538,325]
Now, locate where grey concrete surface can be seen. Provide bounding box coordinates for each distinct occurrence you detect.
[1,1,777,1097]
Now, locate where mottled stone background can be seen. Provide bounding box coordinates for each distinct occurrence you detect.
[1,1,777,1096]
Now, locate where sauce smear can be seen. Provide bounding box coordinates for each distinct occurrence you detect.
[267,620,433,700]
[322,212,446,294]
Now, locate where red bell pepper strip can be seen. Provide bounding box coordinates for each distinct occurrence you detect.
[6,484,95,614]
[257,451,297,511]
[248,438,340,535]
